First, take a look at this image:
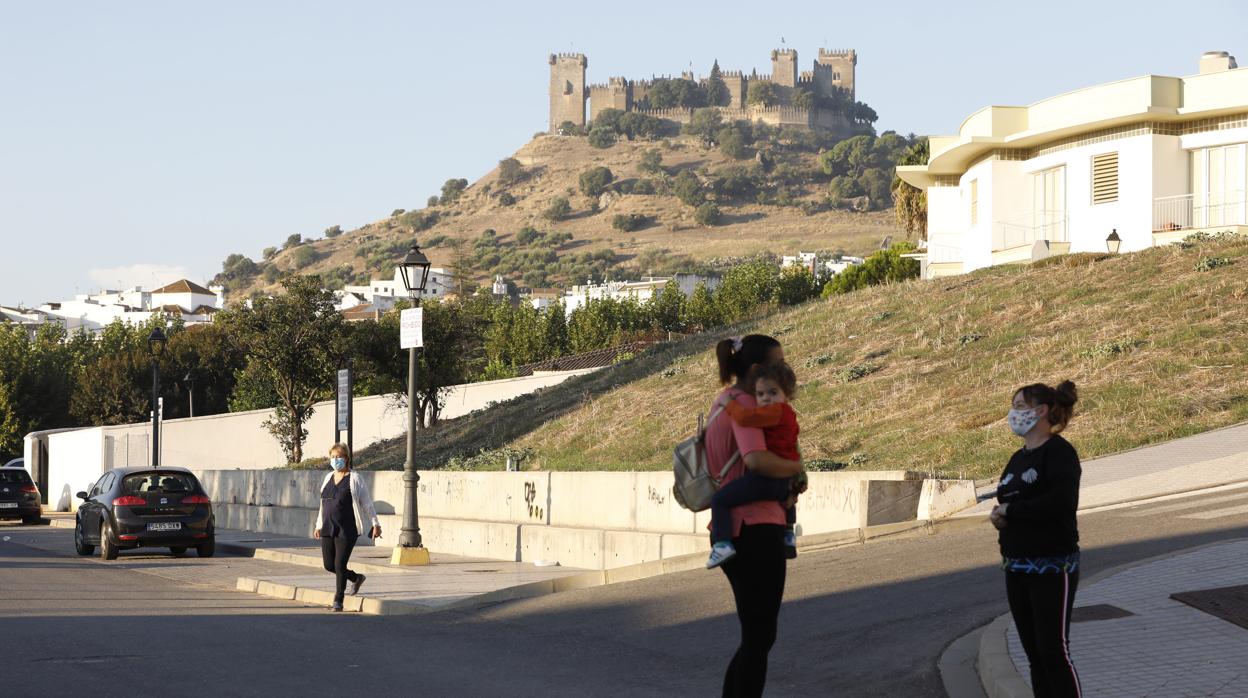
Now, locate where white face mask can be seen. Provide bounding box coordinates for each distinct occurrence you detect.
[1008,407,1039,437]
[330,457,347,471]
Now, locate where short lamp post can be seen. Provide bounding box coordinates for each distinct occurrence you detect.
[147,326,167,467]
[184,370,196,418]
[1106,229,1122,254]
[395,240,431,564]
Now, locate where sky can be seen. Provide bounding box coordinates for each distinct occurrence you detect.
[2,0,1246,305]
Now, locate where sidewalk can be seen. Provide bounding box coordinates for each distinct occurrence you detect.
[982,538,1248,697]
[961,421,1248,517]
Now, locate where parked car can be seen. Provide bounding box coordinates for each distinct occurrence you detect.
[3,458,23,468]
[0,467,42,524]
[74,467,215,560]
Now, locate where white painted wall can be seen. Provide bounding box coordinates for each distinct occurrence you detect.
[46,427,106,512]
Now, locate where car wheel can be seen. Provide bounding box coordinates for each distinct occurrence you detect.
[74,519,95,556]
[21,515,41,525]
[196,536,215,558]
[169,546,187,557]
[99,520,119,561]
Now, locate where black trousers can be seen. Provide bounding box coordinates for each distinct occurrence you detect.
[711,473,796,543]
[720,524,787,698]
[321,536,361,604]
[1006,571,1082,698]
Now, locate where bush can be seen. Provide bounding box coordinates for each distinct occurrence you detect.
[427,196,439,207]
[516,226,540,245]
[497,191,516,206]
[694,202,722,227]
[544,196,572,221]
[632,179,657,195]
[262,246,278,260]
[441,178,468,204]
[639,149,663,174]
[587,126,616,149]
[612,214,647,232]
[1196,256,1233,272]
[391,209,406,217]
[290,246,318,269]
[498,158,524,186]
[579,166,615,198]
[262,265,281,283]
[283,234,302,249]
[324,225,343,238]
[673,171,704,207]
[398,209,439,232]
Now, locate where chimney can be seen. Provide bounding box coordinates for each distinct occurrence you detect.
[1199,50,1238,74]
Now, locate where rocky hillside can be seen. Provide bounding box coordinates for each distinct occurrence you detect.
[223,134,907,298]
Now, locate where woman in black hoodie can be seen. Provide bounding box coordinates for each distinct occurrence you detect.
[990,381,1082,698]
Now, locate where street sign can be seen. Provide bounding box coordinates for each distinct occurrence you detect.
[400,307,424,349]
[336,368,351,432]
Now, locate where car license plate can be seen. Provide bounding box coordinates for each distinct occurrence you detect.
[147,522,181,531]
[0,502,17,509]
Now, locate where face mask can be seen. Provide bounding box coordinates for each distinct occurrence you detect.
[330,457,347,471]
[1008,408,1039,437]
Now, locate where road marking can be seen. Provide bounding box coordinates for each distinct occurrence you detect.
[1121,491,1248,516]
[1181,503,1248,520]
[1078,481,1248,516]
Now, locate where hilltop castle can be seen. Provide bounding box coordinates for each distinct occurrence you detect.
[549,48,858,133]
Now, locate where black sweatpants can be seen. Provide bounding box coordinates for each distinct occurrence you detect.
[321,536,361,604]
[710,473,796,543]
[1006,571,1082,698]
[720,524,787,698]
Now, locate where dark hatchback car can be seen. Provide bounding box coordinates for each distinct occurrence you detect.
[0,467,42,524]
[74,467,215,560]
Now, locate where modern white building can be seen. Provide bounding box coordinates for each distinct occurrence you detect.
[562,273,722,317]
[335,267,454,314]
[25,279,225,335]
[781,251,865,276]
[898,51,1248,279]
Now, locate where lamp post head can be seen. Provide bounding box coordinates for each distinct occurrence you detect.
[1106,229,1122,254]
[147,326,167,359]
[398,241,432,299]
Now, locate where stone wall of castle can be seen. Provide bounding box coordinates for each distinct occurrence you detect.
[549,53,587,131]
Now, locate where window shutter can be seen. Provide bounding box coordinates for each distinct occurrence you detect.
[970,179,979,226]
[1092,152,1119,204]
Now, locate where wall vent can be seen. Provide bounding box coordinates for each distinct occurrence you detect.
[1092,152,1119,205]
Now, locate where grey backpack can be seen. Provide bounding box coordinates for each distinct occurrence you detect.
[672,401,740,512]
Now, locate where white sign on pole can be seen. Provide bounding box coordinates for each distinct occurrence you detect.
[400,307,424,349]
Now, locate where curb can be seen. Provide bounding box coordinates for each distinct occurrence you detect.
[234,519,946,616]
[214,541,402,576]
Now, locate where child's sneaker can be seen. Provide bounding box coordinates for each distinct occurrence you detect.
[784,529,798,559]
[706,541,737,569]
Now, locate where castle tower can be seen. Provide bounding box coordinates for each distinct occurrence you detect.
[722,70,747,108]
[590,76,631,122]
[771,49,798,88]
[816,49,857,101]
[549,53,588,132]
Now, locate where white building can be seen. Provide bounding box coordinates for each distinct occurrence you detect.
[28,279,225,335]
[562,273,722,317]
[781,251,865,276]
[898,51,1248,279]
[336,267,454,314]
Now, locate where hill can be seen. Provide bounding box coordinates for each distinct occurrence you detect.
[354,234,1248,480]
[222,133,907,298]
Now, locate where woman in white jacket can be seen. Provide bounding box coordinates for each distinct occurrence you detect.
[313,443,381,611]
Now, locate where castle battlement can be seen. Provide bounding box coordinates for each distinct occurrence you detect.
[771,48,797,57]
[818,48,855,58]
[721,70,745,78]
[549,52,588,66]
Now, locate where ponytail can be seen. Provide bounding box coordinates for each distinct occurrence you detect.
[716,334,782,385]
[1016,380,1079,433]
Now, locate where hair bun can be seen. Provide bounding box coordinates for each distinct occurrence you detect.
[1056,380,1078,406]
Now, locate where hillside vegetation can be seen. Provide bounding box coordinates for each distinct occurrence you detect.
[222,133,909,298]
[356,234,1248,480]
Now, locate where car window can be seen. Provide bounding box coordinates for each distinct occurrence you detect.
[121,472,197,495]
[0,469,32,484]
[88,473,109,498]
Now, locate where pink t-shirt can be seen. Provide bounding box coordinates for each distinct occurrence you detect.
[705,387,788,538]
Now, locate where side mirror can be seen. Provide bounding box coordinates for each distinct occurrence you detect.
[76,491,88,500]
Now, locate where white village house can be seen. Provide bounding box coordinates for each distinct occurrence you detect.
[6,280,226,335]
[561,273,722,317]
[334,267,454,318]
[898,51,1248,279]
[781,251,865,276]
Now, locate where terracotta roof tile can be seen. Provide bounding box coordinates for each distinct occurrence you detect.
[151,279,215,295]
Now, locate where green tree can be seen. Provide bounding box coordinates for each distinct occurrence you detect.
[647,280,686,332]
[498,158,525,186]
[578,166,615,198]
[217,275,346,463]
[216,253,259,286]
[262,246,278,260]
[290,246,318,269]
[587,126,617,149]
[639,148,663,174]
[617,112,665,140]
[283,234,302,249]
[441,178,469,204]
[706,60,730,107]
[684,108,723,144]
[793,88,815,111]
[544,196,572,221]
[69,351,148,427]
[593,108,625,133]
[829,175,865,202]
[892,137,930,239]
[612,213,647,232]
[717,126,748,159]
[776,265,820,306]
[694,202,722,226]
[682,282,721,331]
[822,243,920,296]
[673,171,704,207]
[747,81,779,107]
[324,225,343,238]
[716,261,780,324]
[498,191,517,206]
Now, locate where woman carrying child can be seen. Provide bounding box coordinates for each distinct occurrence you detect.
[704,335,804,698]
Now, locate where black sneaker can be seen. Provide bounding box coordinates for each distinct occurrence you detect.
[349,574,366,596]
[784,530,798,559]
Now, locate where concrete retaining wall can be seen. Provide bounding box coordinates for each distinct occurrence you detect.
[193,468,977,570]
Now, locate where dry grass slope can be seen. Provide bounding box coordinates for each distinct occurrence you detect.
[358,236,1248,479]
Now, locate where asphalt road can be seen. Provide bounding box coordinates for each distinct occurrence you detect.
[2,488,1246,698]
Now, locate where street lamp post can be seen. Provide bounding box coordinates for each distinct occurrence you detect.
[184,370,195,418]
[1106,229,1122,254]
[147,326,167,467]
[394,240,431,565]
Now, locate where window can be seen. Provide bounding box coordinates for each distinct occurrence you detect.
[1091,152,1119,204]
[1191,144,1247,226]
[970,179,978,226]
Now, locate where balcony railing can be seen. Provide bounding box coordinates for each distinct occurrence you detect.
[925,242,964,264]
[1153,190,1248,232]
[993,210,1068,251]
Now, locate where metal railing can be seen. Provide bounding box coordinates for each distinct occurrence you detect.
[1153,190,1248,232]
[993,210,1068,251]
[924,242,964,264]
